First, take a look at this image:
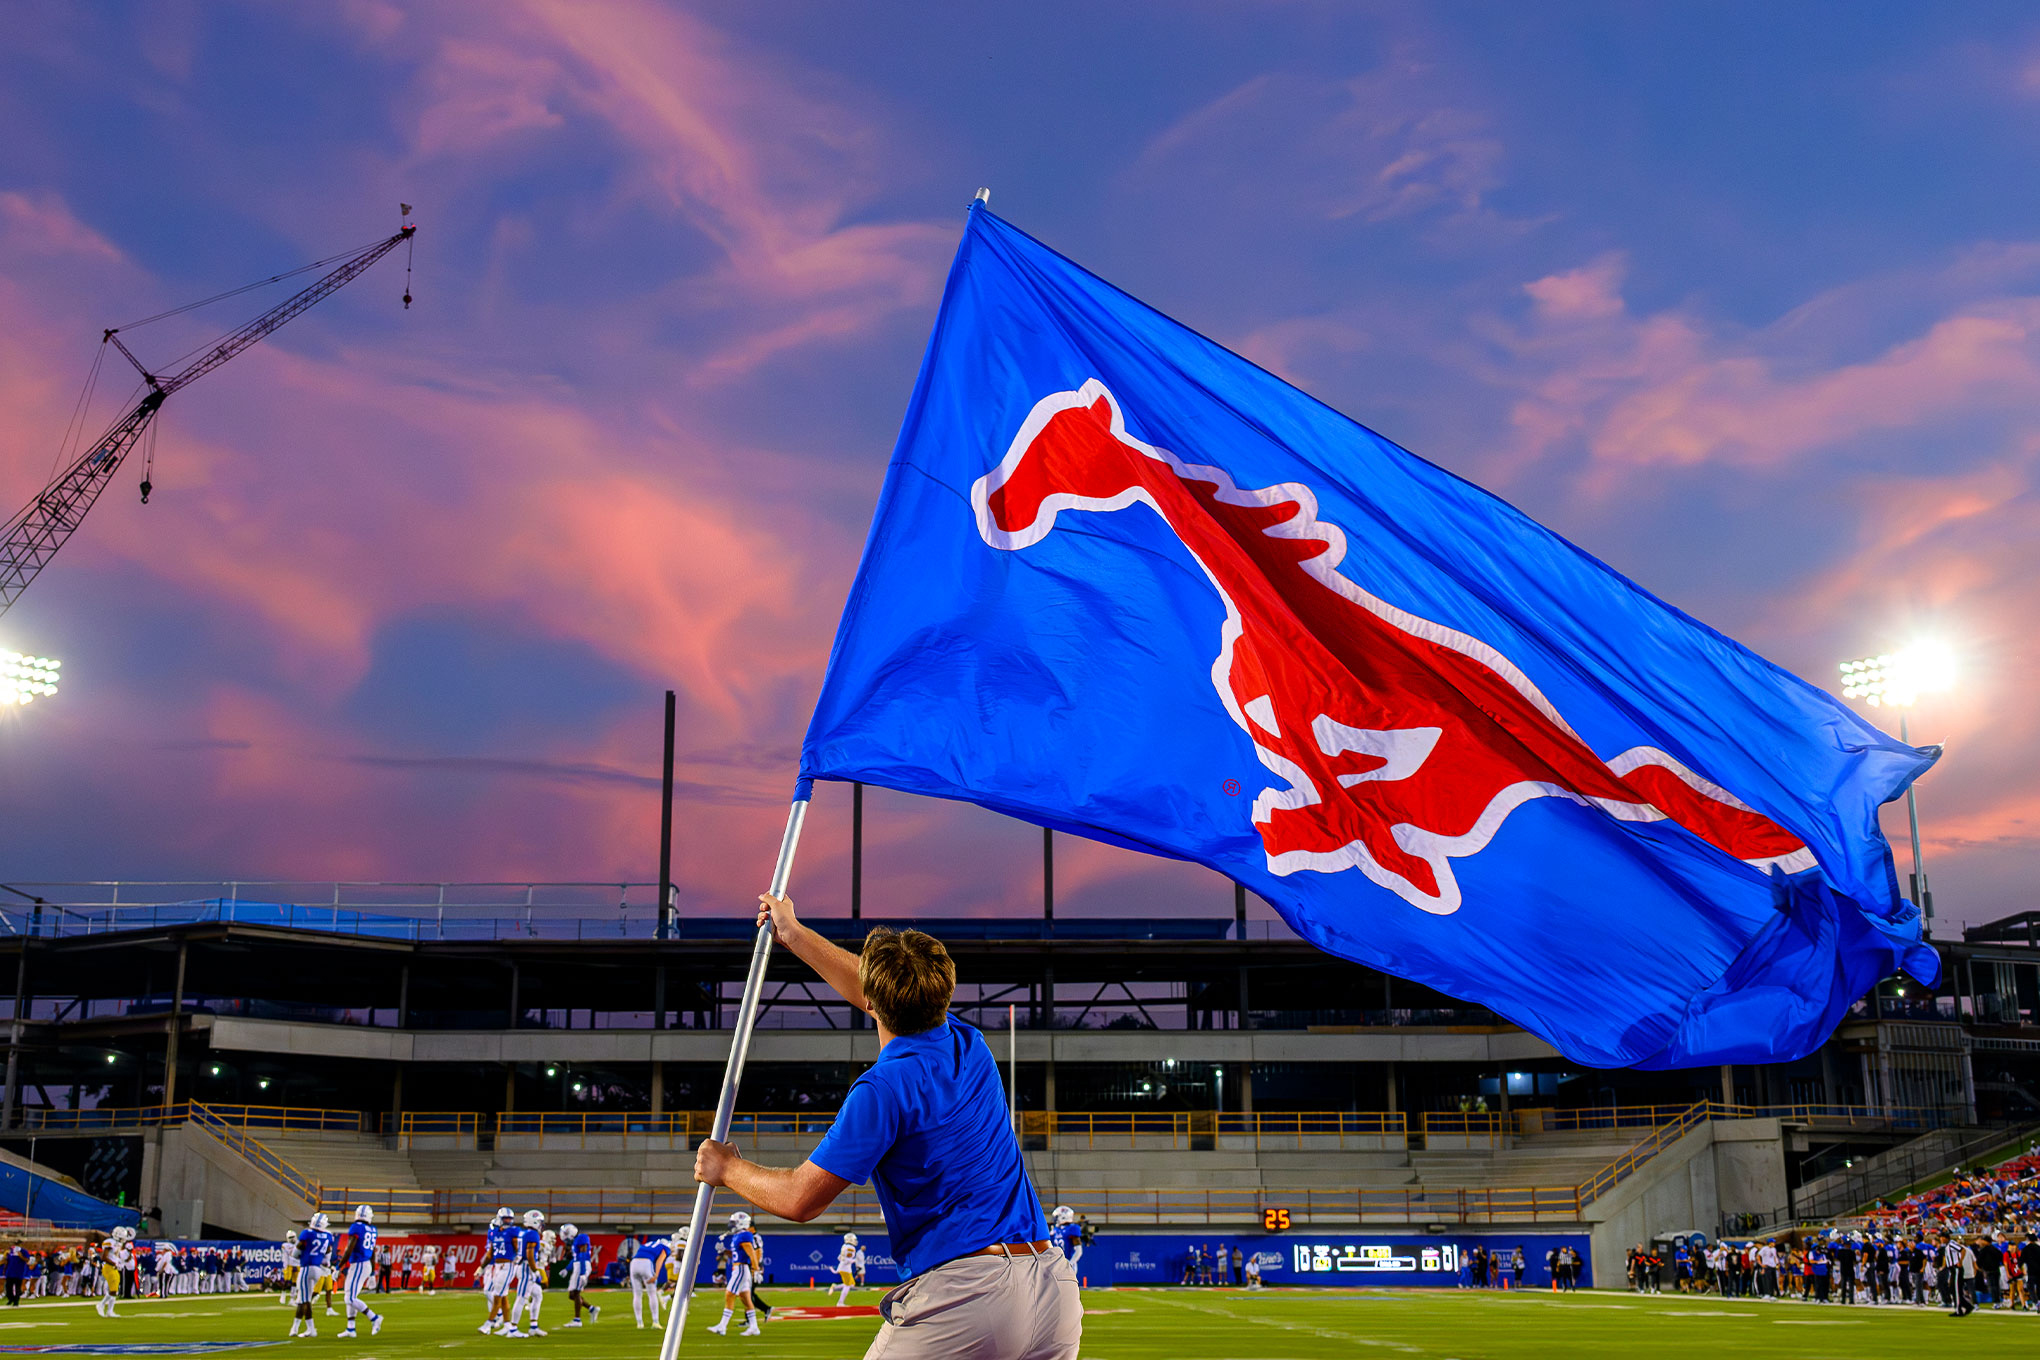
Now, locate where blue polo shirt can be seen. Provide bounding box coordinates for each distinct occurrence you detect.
[809,1016,1046,1280]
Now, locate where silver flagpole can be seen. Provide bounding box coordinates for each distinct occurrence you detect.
[658,796,809,1360]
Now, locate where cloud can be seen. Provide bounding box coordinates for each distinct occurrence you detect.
[1593,301,2040,468]
[0,190,124,261]
[386,0,952,381]
[1132,58,1504,230]
[413,40,566,156]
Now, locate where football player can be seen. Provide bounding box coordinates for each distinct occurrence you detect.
[93,1228,132,1318]
[479,1207,517,1334]
[503,1210,546,1338]
[1050,1205,1084,1280]
[336,1205,384,1338]
[559,1222,601,1327]
[288,1213,332,1338]
[706,1211,762,1338]
[628,1231,673,1329]
[833,1232,859,1306]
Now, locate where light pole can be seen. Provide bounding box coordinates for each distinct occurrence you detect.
[1838,644,1954,937]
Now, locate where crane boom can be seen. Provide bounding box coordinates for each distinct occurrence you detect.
[0,224,415,617]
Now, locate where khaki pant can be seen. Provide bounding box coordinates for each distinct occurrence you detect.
[864,1249,1080,1360]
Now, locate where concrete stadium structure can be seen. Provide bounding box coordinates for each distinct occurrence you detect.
[3,885,2037,1270]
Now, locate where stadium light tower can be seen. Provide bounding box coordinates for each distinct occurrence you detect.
[1838,642,1954,937]
[1,649,60,705]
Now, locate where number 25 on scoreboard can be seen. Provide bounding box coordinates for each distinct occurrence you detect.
[1261,1206,1291,1232]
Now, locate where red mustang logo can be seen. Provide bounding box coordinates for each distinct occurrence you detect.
[974,380,1811,913]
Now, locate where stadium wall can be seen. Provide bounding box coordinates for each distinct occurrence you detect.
[1584,1117,1785,1263]
[150,1123,311,1242]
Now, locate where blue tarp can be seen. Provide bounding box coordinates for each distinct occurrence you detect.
[0,1160,139,1231]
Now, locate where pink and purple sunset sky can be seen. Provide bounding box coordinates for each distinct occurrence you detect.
[2,2,2035,932]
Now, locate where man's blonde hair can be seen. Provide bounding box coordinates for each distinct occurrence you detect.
[857,927,955,1035]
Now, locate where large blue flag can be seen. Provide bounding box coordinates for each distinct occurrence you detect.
[799,205,1937,1069]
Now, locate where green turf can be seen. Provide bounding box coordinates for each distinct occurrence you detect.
[4,1283,2033,1358]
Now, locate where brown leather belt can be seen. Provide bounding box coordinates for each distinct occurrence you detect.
[964,1239,1053,1259]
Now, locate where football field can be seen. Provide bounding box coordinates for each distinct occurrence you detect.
[2,1286,2032,1359]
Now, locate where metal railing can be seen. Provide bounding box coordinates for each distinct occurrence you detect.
[16,1104,191,1131]
[1429,1101,1962,1141]
[1026,1110,1404,1149]
[0,882,1284,944]
[187,1104,322,1206]
[15,1102,366,1134]
[387,1111,482,1142]
[1797,1124,2039,1224]
[1575,1101,1716,1203]
[195,1104,369,1133]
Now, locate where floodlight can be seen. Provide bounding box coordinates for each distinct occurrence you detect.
[0,649,61,705]
[1837,642,1955,709]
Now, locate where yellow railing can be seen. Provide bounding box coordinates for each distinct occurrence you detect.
[17,1103,191,1131]
[389,1111,482,1143]
[15,1101,365,1133]
[197,1103,369,1132]
[1024,1111,1403,1149]
[188,1104,323,1206]
[403,1109,1410,1151]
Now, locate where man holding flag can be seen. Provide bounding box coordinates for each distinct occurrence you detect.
[691,899,1079,1359]
[673,194,1936,1360]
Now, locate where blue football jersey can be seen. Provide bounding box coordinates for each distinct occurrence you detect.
[571,1233,593,1263]
[348,1221,377,1258]
[633,1240,669,1264]
[1050,1223,1081,1259]
[296,1229,326,1267]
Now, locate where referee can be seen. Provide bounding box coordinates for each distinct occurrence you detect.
[693,894,1081,1359]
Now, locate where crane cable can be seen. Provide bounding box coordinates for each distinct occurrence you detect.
[111,235,388,333]
[47,340,108,483]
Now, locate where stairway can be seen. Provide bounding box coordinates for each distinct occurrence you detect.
[264,1130,429,1221]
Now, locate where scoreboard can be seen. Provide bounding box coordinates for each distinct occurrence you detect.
[1290,1242,1461,1275]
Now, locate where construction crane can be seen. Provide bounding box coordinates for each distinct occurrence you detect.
[0,215,417,617]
